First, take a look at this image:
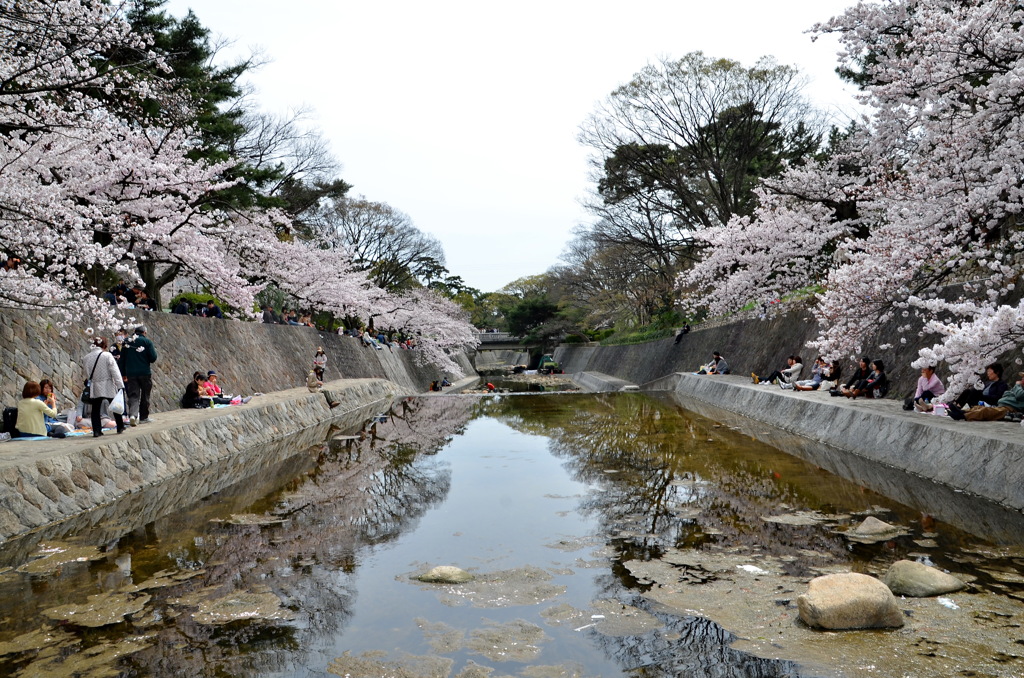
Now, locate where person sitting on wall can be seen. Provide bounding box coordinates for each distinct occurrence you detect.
[203,371,227,398]
[105,279,128,305]
[262,304,278,323]
[203,300,224,319]
[674,324,691,345]
[753,355,803,386]
[37,379,74,436]
[14,381,61,438]
[695,351,729,375]
[182,372,212,408]
[172,298,190,315]
[834,357,872,397]
[948,369,1024,421]
[794,357,831,391]
[844,360,888,399]
[71,401,119,432]
[135,289,156,311]
[307,369,323,393]
[904,364,946,411]
[952,363,1008,410]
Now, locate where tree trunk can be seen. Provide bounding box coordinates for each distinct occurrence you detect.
[138,261,181,311]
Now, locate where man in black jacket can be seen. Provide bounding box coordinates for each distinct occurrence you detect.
[122,326,158,425]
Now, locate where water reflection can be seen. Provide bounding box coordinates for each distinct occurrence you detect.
[484,394,856,570]
[0,397,475,678]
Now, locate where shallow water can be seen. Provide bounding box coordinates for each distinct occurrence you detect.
[0,392,1021,678]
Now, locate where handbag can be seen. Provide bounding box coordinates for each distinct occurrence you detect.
[82,355,100,400]
[110,389,126,415]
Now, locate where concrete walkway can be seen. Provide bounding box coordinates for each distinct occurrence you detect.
[643,372,1024,511]
[1,384,343,469]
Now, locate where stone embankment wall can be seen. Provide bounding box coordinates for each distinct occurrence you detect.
[557,316,1024,511]
[1,309,472,411]
[0,379,397,546]
[555,308,951,398]
[659,374,1024,512]
[472,349,530,372]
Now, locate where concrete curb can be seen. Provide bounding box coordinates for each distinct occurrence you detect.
[653,373,1024,511]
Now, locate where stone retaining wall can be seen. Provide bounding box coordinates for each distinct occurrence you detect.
[660,373,1024,511]
[1,309,472,413]
[554,307,987,399]
[0,378,397,544]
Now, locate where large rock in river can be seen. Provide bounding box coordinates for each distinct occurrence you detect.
[883,559,966,597]
[797,573,904,630]
[416,566,474,584]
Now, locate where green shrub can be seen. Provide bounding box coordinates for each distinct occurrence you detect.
[585,328,615,342]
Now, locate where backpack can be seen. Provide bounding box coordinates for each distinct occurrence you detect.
[1,407,18,435]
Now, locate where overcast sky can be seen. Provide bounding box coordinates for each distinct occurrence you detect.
[164,0,861,293]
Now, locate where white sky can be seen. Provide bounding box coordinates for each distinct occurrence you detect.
[164,0,862,293]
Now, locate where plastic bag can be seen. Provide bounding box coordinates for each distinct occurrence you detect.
[110,390,126,415]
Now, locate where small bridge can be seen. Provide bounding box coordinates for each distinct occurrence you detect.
[476,332,537,351]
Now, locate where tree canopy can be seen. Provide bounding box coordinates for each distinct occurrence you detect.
[0,0,477,374]
[677,0,1024,395]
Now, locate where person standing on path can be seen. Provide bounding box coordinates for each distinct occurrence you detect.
[122,325,158,425]
[83,336,125,436]
[313,346,327,381]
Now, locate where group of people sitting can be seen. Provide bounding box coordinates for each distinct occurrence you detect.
[6,333,145,439]
[104,281,157,310]
[9,379,76,439]
[346,327,417,351]
[261,305,314,327]
[181,371,251,409]
[172,298,224,318]
[428,378,452,392]
[747,354,889,398]
[730,349,1023,423]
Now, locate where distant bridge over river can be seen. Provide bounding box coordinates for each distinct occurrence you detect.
[476,332,536,351]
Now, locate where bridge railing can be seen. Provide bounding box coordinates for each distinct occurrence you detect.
[477,332,515,344]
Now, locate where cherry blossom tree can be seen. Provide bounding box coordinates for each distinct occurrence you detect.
[0,0,252,324]
[1,0,479,375]
[372,287,478,376]
[678,0,1024,396]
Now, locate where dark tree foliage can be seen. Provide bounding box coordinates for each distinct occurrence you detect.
[504,297,559,339]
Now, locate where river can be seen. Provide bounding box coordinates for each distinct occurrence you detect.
[0,392,1021,677]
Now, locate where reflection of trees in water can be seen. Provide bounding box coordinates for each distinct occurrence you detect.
[4,397,476,678]
[586,572,803,678]
[590,606,803,678]
[486,394,851,564]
